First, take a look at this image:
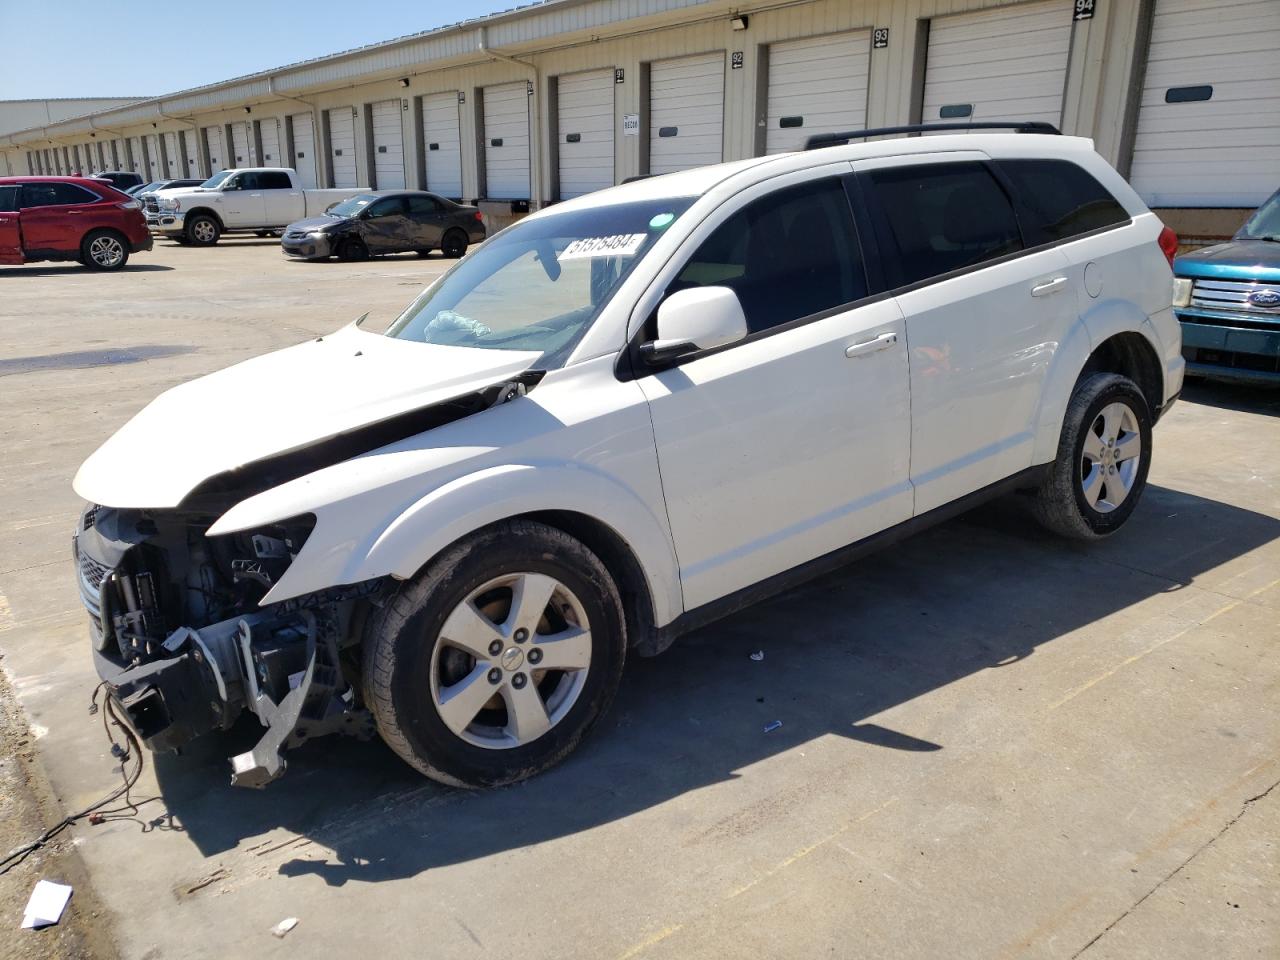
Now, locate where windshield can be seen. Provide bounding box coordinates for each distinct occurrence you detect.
[1236,190,1280,241]
[201,171,234,189]
[386,197,695,369]
[327,194,379,217]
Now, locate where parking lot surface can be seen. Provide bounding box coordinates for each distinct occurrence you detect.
[1,241,1277,959]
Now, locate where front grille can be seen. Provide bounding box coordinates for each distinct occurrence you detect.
[1190,278,1280,317]
[74,539,111,644]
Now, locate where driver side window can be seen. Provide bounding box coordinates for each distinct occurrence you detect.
[668,176,867,335]
[366,197,406,218]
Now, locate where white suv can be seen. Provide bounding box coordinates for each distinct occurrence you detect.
[73,126,1184,788]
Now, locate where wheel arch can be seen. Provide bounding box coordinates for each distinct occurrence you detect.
[185,207,224,230]
[1033,308,1166,465]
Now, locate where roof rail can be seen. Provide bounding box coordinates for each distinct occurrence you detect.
[803,121,1061,150]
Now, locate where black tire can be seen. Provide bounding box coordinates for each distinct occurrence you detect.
[441,229,467,259]
[414,248,434,258]
[80,229,130,271]
[363,520,627,788]
[186,213,220,246]
[1033,373,1153,540]
[337,237,369,262]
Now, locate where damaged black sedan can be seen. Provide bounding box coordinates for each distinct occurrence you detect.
[281,190,486,262]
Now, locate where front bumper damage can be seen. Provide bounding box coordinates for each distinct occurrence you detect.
[74,506,379,787]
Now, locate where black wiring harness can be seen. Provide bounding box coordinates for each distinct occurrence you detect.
[0,683,153,877]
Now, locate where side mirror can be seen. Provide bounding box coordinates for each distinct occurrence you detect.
[640,286,748,363]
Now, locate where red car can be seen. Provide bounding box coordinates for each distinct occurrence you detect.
[0,176,152,271]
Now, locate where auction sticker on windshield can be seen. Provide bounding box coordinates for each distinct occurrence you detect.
[558,233,647,261]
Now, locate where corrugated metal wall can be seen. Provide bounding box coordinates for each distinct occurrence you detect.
[4,0,1253,220]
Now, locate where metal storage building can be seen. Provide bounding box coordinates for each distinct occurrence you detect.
[1,0,1276,240]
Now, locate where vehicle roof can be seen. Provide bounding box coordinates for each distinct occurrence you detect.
[0,175,115,185]
[544,132,1101,215]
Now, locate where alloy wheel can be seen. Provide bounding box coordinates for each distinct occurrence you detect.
[192,220,216,243]
[88,235,125,268]
[1080,401,1142,513]
[428,572,592,749]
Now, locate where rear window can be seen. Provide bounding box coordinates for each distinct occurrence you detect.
[999,159,1129,245]
[258,171,293,189]
[866,162,1023,287]
[19,182,101,207]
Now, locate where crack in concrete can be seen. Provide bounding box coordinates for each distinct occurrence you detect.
[1071,776,1280,958]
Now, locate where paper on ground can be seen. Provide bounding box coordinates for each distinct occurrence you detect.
[21,880,72,929]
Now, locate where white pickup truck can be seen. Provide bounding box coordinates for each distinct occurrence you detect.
[145,168,370,246]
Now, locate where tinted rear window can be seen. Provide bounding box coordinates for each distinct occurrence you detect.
[866,162,1023,287]
[999,159,1128,245]
[20,182,101,207]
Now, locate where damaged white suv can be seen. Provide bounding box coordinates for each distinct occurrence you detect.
[74,125,1183,788]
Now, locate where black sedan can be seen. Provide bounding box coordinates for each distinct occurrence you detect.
[281,190,486,261]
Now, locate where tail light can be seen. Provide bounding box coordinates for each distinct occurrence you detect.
[116,199,141,211]
[1157,225,1178,268]
[474,211,484,222]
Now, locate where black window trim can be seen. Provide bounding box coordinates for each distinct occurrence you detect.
[617,172,885,382]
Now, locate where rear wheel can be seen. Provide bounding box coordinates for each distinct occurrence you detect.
[441,228,468,259]
[337,237,369,262]
[80,230,129,271]
[186,214,220,246]
[363,520,626,787]
[1033,373,1153,539]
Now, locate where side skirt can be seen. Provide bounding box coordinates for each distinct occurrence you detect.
[637,464,1050,656]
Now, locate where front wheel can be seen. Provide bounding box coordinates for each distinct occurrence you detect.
[186,214,220,246]
[80,230,129,271]
[363,520,626,787]
[337,237,369,262]
[1033,373,1153,539]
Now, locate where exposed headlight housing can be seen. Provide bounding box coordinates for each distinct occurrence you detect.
[1172,277,1193,308]
[160,197,181,211]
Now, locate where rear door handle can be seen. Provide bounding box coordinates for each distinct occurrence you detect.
[845,332,898,359]
[1031,276,1069,297]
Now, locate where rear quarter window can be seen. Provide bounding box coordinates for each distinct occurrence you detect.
[998,159,1129,245]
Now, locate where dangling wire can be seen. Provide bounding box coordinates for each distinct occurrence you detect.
[0,683,157,876]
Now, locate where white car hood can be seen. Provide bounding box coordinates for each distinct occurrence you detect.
[74,325,541,509]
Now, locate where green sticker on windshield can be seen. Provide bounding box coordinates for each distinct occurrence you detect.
[649,212,675,230]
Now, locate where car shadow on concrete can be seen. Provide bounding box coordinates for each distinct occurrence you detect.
[0,264,174,276]
[146,482,1279,885]
[1181,379,1280,417]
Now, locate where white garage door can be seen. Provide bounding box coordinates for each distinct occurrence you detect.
[290,113,318,188]
[145,134,162,177]
[371,99,406,189]
[181,129,200,176]
[557,69,614,199]
[163,132,180,177]
[766,31,871,154]
[650,52,724,175]
[1130,0,1280,208]
[230,122,253,166]
[111,139,124,169]
[204,127,225,173]
[258,118,282,165]
[484,82,532,200]
[327,109,358,188]
[421,92,463,198]
[128,137,143,173]
[922,0,1072,128]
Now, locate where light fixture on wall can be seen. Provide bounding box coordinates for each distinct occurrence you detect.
[730,14,748,30]
[243,106,252,114]
[399,77,410,88]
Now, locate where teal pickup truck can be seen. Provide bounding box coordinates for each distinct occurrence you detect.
[1173,189,1280,384]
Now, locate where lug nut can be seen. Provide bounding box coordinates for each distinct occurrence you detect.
[527,648,543,665]
[514,628,528,643]
[512,673,527,689]
[488,639,503,656]
[488,668,501,685]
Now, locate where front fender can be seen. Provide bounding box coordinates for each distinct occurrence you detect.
[213,461,683,629]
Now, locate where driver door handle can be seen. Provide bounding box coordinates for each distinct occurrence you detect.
[1031,276,1069,297]
[845,332,898,359]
